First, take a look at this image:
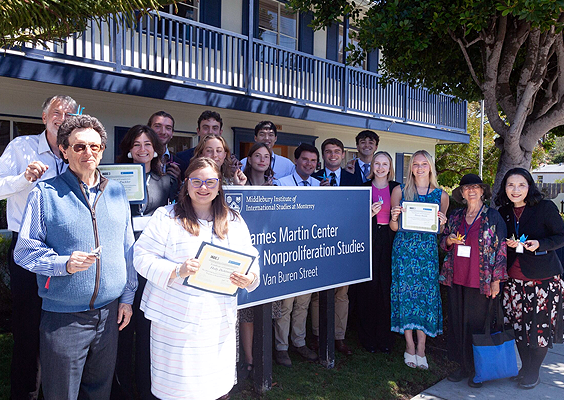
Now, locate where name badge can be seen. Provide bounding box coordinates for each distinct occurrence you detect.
[132,216,151,232]
[457,245,471,258]
[516,243,524,253]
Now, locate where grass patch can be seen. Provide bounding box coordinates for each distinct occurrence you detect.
[232,331,456,400]
[0,334,12,400]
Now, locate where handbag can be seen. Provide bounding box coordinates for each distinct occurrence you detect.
[472,297,519,383]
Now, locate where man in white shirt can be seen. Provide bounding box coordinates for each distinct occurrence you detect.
[240,121,295,179]
[345,130,380,184]
[274,143,319,367]
[0,95,77,399]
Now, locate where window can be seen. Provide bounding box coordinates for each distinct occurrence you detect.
[0,118,44,156]
[161,1,199,22]
[338,25,367,69]
[258,0,298,50]
[537,175,543,184]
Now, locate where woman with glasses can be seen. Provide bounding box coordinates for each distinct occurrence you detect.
[496,168,564,389]
[390,150,449,370]
[439,174,507,388]
[113,125,178,399]
[134,157,259,400]
[192,134,247,185]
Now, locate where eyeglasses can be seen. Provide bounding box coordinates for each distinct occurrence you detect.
[188,178,219,188]
[70,143,105,154]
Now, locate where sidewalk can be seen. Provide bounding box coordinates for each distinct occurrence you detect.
[411,343,564,399]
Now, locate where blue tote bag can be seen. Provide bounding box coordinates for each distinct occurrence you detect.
[472,298,518,383]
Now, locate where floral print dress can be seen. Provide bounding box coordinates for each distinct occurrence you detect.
[390,186,443,337]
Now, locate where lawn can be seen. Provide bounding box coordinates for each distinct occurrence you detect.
[0,329,455,400]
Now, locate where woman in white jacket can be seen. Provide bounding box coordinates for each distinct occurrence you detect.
[134,157,259,400]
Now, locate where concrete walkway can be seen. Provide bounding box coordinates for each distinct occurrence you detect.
[411,343,564,399]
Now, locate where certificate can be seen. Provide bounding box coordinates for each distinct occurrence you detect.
[400,201,440,234]
[184,242,256,296]
[98,164,146,204]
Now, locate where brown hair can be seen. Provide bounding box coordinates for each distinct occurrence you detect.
[116,125,164,175]
[174,157,237,239]
[243,142,274,185]
[191,134,232,180]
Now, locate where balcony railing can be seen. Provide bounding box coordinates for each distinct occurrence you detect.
[17,11,467,133]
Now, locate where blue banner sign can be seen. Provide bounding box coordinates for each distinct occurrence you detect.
[224,186,371,307]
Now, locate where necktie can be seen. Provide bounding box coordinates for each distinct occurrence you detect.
[162,154,170,173]
[362,163,370,182]
[329,172,337,186]
[301,180,310,186]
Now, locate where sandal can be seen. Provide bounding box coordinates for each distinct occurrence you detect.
[416,355,428,370]
[404,352,417,368]
[237,362,254,381]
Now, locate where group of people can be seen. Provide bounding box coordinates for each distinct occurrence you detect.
[1,94,564,400]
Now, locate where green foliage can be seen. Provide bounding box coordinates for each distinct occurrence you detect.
[1,0,175,47]
[436,102,549,187]
[553,152,564,164]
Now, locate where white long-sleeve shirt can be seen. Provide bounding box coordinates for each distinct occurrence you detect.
[134,205,260,332]
[0,131,66,232]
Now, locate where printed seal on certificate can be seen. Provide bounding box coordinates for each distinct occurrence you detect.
[399,201,440,234]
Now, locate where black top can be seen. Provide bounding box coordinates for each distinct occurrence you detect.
[311,168,362,186]
[498,200,564,279]
[132,171,178,218]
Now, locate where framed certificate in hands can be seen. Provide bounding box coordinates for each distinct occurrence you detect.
[399,201,440,234]
[183,242,256,296]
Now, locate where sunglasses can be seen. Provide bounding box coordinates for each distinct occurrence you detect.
[70,143,105,154]
[188,178,219,189]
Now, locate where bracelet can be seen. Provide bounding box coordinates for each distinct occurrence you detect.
[175,264,182,279]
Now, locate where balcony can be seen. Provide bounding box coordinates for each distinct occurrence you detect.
[13,11,466,133]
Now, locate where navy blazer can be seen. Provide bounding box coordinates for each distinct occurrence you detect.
[351,159,370,185]
[499,200,564,279]
[311,168,361,186]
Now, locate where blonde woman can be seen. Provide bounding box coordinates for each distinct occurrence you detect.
[389,150,449,369]
[354,151,399,353]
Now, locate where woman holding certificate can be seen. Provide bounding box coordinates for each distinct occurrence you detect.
[389,150,449,370]
[439,174,508,388]
[192,134,247,185]
[355,151,399,353]
[114,125,178,399]
[496,168,564,389]
[134,157,260,400]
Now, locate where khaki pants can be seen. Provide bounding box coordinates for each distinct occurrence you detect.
[274,294,312,350]
[310,286,349,340]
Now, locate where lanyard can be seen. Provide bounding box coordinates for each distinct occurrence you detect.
[463,204,483,238]
[271,154,276,171]
[417,184,431,201]
[292,175,308,186]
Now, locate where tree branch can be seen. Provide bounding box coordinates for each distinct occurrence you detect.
[448,28,483,89]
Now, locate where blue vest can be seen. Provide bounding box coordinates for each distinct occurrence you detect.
[36,169,130,312]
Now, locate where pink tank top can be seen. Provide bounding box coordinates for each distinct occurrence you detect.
[372,185,391,224]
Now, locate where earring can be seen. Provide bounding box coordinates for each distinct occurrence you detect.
[127,152,132,159]
[153,152,158,158]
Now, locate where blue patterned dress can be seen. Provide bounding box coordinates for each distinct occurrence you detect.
[390,186,443,337]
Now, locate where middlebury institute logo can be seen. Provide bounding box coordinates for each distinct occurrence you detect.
[226,193,243,212]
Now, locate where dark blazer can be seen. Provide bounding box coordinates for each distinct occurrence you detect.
[168,151,189,180]
[499,200,564,279]
[351,159,369,185]
[312,168,362,187]
[175,147,195,167]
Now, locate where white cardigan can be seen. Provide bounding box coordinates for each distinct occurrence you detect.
[134,205,259,332]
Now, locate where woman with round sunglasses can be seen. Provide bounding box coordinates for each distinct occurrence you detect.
[192,134,247,185]
[440,174,507,388]
[496,168,564,389]
[134,157,259,400]
[113,125,178,399]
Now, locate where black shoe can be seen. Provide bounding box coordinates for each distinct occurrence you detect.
[447,369,469,382]
[363,345,376,353]
[467,377,483,388]
[378,345,391,354]
[519,376,540,389]
[510,369,525,382]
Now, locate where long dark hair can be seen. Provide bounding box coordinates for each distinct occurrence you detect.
[243,143,274,185]
[494,167,544,207]
[174,157,237,239]
[116,125,164,175]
